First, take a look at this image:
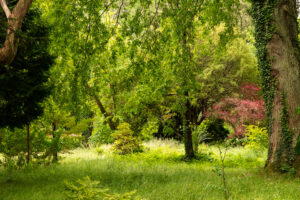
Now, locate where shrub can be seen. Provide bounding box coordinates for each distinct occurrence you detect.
[140,118,159,141]
[192,123,209,153]
[205,119,230,142]
[94,145,104,154]
[61,134,84,150]
[89,116,114,145]
[0,125,50,168]
[112,123,143,155]
[192,119,229,152]
[209,84,265,137]
[64,176,143,200]
[244,125,268,150]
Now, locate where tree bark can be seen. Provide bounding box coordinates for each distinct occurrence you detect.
[0,0,33,66]
[254,0,300,170]
[52,121,58,162]
[183,121,194,159]
[183,93,195,159]
[26,123,30,163]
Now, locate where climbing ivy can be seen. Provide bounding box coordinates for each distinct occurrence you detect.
[276,91,295,167]
[251,0,297,168]
[250,0,276,144]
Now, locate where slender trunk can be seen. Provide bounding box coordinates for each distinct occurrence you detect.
[93,94,117,130]
[252,0,300,170]
[82,122,93,147]
[26,123,30,163]
[85,84,117,130]
[52,121,58,162]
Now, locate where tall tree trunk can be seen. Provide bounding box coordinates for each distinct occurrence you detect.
[183,93,195,159]
[26,123,30,163]
[0,0,33,66]
[252,0,300,171]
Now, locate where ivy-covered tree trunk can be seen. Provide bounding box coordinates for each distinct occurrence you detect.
[252,0,300,171]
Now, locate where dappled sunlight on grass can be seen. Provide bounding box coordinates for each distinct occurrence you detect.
[0,140,298,200]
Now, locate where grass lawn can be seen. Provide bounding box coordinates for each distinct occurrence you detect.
[1,139,300,200]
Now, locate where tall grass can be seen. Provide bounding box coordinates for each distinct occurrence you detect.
[0,139,299,200]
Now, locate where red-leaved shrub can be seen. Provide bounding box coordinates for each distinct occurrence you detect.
[209,83,265,137]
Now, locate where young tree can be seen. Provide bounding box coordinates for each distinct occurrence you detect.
[251,0,300,170]
[0,8,53,128]
[0,7,54,162]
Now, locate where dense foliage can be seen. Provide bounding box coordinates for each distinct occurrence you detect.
[112,123,143,155]
[1,0,300,199]
[210,84,265,137]
[0,8,54,128]
[1,0,299,191]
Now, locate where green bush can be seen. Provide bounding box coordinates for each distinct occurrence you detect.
[0,124,55,168]
[112,123,143,155]
[64,176,143,200]
[244,125,268,150]
[89,116,114,145]
[205,119,229,142]
[193,119,230,152]
[61,135,84,150]
[140,118,159,141]
[192,124,209,153]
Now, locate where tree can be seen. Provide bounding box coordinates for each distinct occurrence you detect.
[46,0,257,159]
[0,7,53,162]
[0,7,53,128]
[50,0,119,130]
[111,0,256,158]
[251,0,300,170]
[0,0,33,66]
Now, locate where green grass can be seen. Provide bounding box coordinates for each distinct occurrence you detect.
[1,139,300,200]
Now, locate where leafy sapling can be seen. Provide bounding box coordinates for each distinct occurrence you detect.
[213,141,230,200]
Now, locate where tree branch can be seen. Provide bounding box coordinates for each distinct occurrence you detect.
[0,0,11,18]
[85,83,117,130]
[115,0,124,26]
[0,0,33,66]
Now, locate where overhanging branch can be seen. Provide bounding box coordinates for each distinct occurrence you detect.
[0,0,11,18]
[0,0,33,66]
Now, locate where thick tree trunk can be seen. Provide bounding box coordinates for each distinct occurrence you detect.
[26,123,30,163]
[183,122,194,159]
[184,95,195,159]
[0,0,33,66]
[254,0,300,170]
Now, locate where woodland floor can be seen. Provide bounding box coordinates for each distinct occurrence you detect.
[0,140,300,200]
